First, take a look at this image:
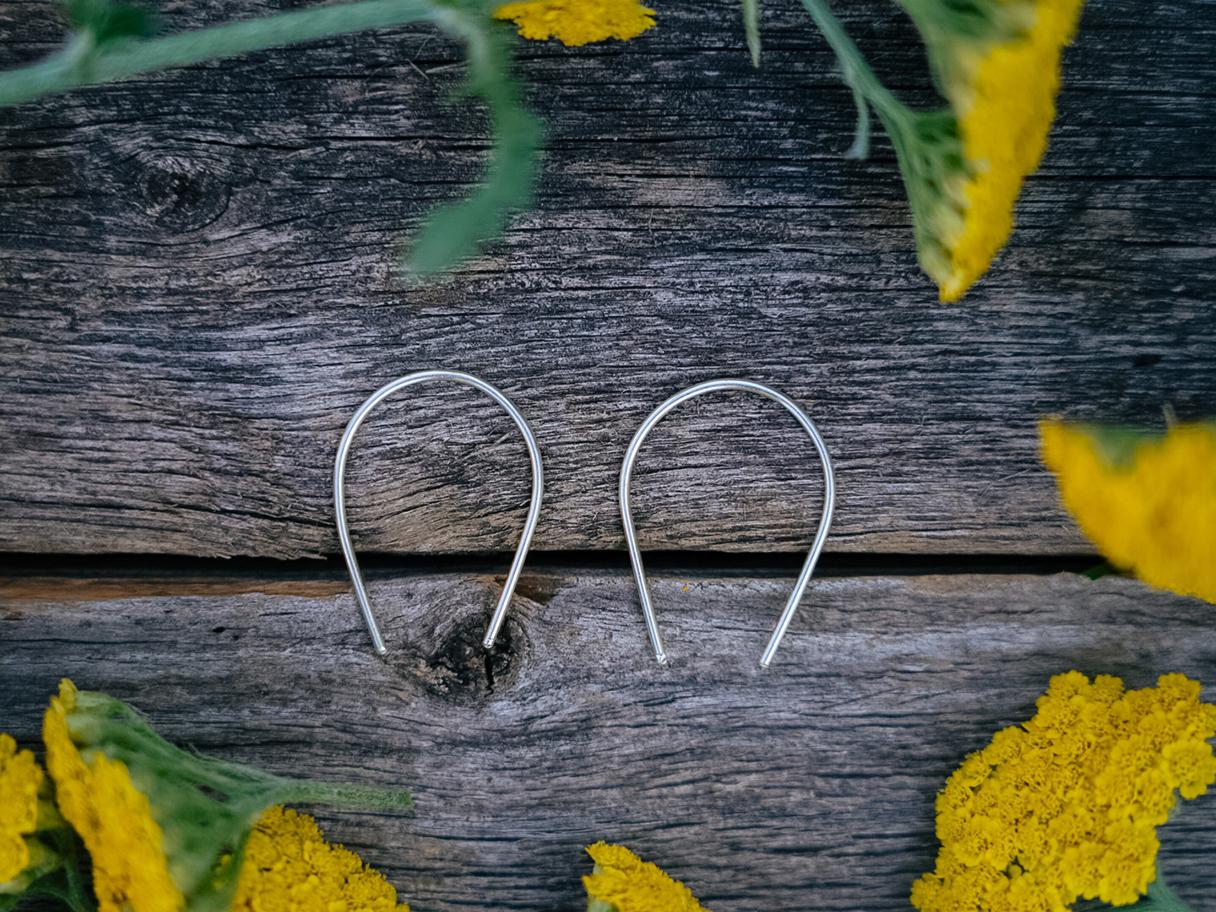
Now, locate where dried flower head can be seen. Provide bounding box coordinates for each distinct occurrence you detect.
[1040,420,1216,603]
[583,842,710,912]
[911,672,1216,912]
[495,0,656,46]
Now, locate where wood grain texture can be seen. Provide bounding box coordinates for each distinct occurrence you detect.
[1,569,1214,910]
[0,0,1214,558]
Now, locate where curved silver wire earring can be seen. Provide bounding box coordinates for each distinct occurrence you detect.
[619,379,835,668]
[334,370,544,655]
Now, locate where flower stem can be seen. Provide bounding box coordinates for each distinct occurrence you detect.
[796,0,910,130]
[1128,873,1195,912]
[741,0,762,67]
[0,0,442,108]
[276,778,414,812]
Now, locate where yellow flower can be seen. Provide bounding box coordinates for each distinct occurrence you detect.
[0,734,43,886]
[1040,420,1216,603]
[232,806,408,912]
[494,0,655,46]
[43,680,183,912]
[42,679,411,912]
[898,0,1086,301]
[0,731,79,906]
[582,842,710,912]
[911,672,1216,912]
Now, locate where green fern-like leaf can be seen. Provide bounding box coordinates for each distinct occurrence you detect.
[404,8,541,276]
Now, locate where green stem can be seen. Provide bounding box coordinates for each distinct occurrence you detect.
[28,830,98,912]
[741,0,762,67]
[400,0,541,275]
[797,0,909,128]
[275,778,413,812]
[0,0,441,108]
[1129,874,1194,912]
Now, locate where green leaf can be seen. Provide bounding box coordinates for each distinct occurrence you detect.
[1081,560,1118,581]
[1123,873,1195,912]
[63,0,155,45]
[1075,424,1163,470]
[2,859,97,912]
[404,8,542,277]
[845,85,870,158]
[58,684,410,912]
[741,0,761,66]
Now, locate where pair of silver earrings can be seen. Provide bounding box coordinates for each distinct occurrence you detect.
[334,371,835,669]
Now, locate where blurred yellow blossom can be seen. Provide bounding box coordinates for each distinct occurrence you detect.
[43,681,183,912]
[583,842,710,912]
[1040,420,1216,603]
[494,0,655,46]
[911,672,1216,912]
[0,734,44,886]
[897,0,1087,300]
[233,806,409,912]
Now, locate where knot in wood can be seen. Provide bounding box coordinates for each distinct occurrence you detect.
[410,614,522,702]
[137,153,230,233]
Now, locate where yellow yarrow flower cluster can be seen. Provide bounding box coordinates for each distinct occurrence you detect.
[233,806,409,912]
[911,672,1216,912]
[583,842,710,912]
[1040,420,1216,603]
[43,681,183,912]
[494,0,655,46]
[895,0,1087,301]
[0,735,45,887]
[35,679,411,912]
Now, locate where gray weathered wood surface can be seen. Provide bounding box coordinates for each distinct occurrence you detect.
[1,0,1214,557]
[2,570,1214,910]
[3,1,1215,907]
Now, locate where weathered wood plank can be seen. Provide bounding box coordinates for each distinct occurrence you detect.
[0,0,1213,557]
[2,570,1213,910]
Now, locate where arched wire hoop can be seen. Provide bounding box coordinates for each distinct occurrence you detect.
[334,370,544,655]
[619,379,835,668]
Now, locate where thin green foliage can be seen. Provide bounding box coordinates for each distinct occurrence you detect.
[405,3,542,277]
[798,0,908,159]
[846,84,871,158]
[741,0,761,67]
[1134,875,1193,912]
[0,0,541,279]
[0,0,441,107]
[1081,561,1118,581]
[64,0,155,46]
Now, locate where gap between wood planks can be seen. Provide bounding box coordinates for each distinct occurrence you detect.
[0,550,1106,602]
[0,550,1112,698]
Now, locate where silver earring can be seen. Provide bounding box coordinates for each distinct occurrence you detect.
[334,370,544,655]
[619,379,835,668]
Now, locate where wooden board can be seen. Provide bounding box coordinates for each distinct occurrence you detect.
[1,0,1214,558]
[2,569,1214,910]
